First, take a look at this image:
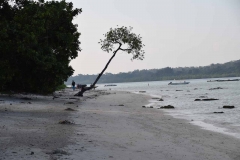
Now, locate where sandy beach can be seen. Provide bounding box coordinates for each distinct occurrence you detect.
[1,89,240,160]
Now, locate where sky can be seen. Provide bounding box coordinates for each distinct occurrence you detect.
[66,0,240,75]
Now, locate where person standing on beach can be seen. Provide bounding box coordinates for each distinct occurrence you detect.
[72,80,76,91]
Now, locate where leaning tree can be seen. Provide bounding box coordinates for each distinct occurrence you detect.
[74,26,145,96]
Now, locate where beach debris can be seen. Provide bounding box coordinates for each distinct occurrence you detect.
[213,112,224,114]
[21,97,32,100]
[52,96,59,100]
[69,97,79,100]
[209,87,223,90]
[194,98,219,101]
[159,105,175,109]
[59,120,74,124]
[139,91,146,93]
[223,105,235,109]
[65,102,74,104]
[47,149,69,155]
[64,108,76,111]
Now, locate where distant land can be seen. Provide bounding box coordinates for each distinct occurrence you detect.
[66,59,240,85]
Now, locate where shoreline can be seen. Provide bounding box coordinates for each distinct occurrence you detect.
[144,94,240,140]
[1,89,240,159]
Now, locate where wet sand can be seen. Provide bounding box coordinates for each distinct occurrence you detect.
[0,89,240,160]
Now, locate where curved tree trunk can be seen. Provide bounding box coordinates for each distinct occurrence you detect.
[74,45,121,96]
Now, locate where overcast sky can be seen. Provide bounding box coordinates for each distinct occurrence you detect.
[66,0,240,75]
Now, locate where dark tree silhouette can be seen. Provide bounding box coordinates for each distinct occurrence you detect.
[74,26,145,96]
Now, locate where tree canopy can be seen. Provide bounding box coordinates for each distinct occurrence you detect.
[0,0,81,94]
[75,26,145,96]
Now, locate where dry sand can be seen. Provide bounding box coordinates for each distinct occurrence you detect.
[0,89,240,160]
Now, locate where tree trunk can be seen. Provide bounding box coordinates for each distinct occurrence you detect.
[74,45,121,96]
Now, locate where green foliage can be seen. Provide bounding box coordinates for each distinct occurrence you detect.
[99,26,145,60]
[67,60,240,84]
[56,84,66,91]
[0,0,81,93]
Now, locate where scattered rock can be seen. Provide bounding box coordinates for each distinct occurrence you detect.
[65,102,74,104]
[176,90,183,91]
[30,152,34,155]
[48,149,69,155]
[118,104,124,106]
[142,106,146,108]
[53,96,59,99]
[64,108,76,111]
[59,120,74,124]
[223,105,235,109]
[152,97,160,99]
[10,103,12,105]
[139,91,146,93]
[158,98,164,101]
[202,98,219,101]
[149,106,153,108]
[69,98,79,99]
[160,105,174,109]
[28,102,32,104]
[21,97,32,100]
[209,87,223,90]
[195,98,219,101]
[213,112,224,113]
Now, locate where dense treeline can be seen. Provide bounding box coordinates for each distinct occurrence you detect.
[0,0,81,94]
[67,60,240,84]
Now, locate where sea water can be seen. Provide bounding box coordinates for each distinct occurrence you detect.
[97,78,240,139]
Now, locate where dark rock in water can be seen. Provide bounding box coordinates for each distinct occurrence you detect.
[65,102,74,104]
[152,97,160,99]
[195,98,219,101]
[209,87,223,90]
[142,106,146,108]
[149,106,153,108]
[213,112,224,114]
[160,105,174,109]
[176,90,183,91]
[223,106,235,109]
[21,97,32,100]
[202,98,219,101]
[158,98,164,101]
[64,108,76,111]
[59,120,74,124]
[139,91,146,93]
